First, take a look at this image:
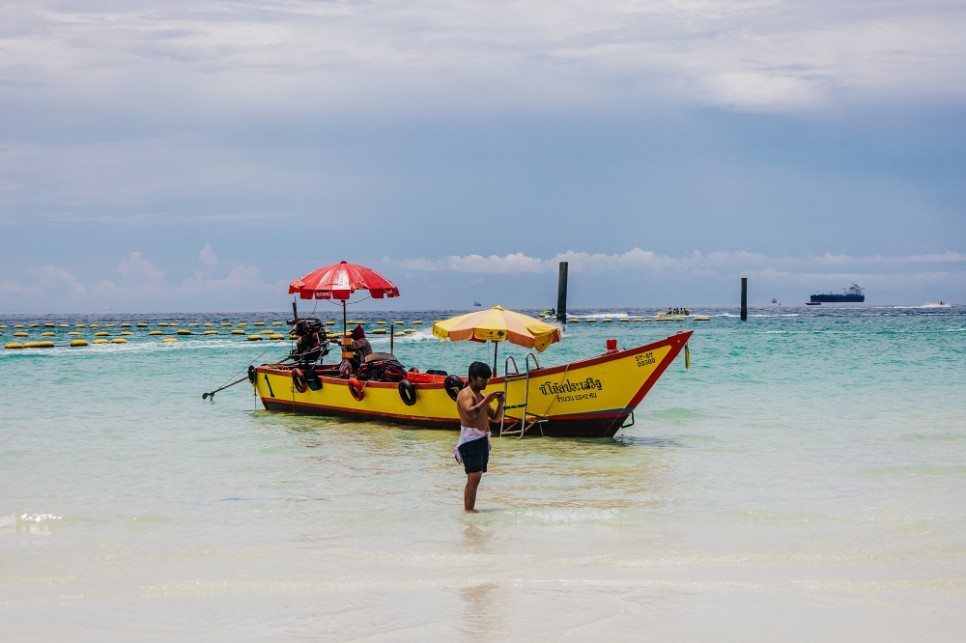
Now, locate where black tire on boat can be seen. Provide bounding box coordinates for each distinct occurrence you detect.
[398,379,417,406]
[247,365,256,384]
[444,375,465,401]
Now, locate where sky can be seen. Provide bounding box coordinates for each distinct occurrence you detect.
[2,0,965,314]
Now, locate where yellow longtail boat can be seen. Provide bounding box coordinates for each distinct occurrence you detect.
[250,328,691,439]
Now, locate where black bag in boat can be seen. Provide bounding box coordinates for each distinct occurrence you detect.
[303,368,322,391]
[356,359,407,382]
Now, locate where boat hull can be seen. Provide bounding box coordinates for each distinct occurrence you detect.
[252,331,693,438]
[809,295,864,303]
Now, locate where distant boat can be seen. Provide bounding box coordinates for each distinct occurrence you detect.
[810,283,865,303]
[771,298,782,305]
[473,301,481,307]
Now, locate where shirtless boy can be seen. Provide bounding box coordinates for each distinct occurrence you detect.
[455,361,505,512]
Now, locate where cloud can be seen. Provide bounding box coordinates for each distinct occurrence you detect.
[392,248,687,275]
[389,247,966,278]
[199,244,217,266]
[4,1,965,123]
[3,247,964,312]
[118,252,166,285]
[28,266,86,297]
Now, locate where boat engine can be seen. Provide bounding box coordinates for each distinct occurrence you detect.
[290,318,328,364]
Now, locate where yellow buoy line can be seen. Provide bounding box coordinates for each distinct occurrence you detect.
[3,314,706,349]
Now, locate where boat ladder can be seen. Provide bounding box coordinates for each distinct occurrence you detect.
[498,353,548,438]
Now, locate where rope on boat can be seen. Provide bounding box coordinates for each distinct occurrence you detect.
[202,345,289,402]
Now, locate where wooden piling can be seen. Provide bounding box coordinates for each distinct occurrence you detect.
[741,277,748,321]
[556,262,568,325]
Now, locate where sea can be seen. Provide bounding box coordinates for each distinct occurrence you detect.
[2,304,964,642]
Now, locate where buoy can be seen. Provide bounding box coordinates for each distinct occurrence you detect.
[177,329,191,335]
[24,341,55,348]
[348,377,365,401]
[247,335,263,341]
[111,338,127,344]
[270,334,285,340]
[41,331,55,337]
[203,330,218,335]
[92,339,109,345]
[161,338,178,343]
[70,339,88,347]
[292,368,308,394]
[231,329,244,335]
[95,331,109,336]
[149,330,162,335]
[4,342,24,349]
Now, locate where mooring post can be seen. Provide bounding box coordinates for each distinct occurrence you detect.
[556,262,568,325]
[741,277,748,321]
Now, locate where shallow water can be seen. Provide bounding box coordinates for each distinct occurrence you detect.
[2,306,965,641]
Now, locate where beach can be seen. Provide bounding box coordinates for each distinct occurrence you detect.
[2,305,965,641]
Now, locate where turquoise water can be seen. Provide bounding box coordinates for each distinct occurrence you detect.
[2,305,965,641]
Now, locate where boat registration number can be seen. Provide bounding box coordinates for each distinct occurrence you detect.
[635,352,656,367]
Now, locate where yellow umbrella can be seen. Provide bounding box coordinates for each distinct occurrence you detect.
[432,305,562,374]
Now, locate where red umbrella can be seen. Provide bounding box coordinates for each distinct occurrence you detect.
[288,260,400,337]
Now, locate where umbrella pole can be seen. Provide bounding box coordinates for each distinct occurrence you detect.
[342,301,349,358]
[493,342,498,376]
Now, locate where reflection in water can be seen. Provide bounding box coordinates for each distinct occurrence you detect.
[458,582,502,641]
[462,523,492,553]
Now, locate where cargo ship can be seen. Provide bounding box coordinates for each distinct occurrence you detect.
[809,283,865,303]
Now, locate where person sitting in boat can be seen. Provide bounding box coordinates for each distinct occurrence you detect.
[290,318,328,364]
[339,325,373,375]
